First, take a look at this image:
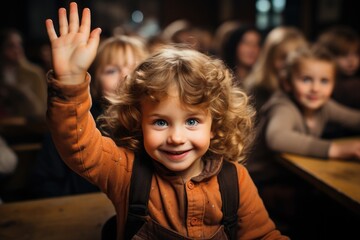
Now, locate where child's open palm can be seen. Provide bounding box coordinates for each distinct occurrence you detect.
[45,2,101,85]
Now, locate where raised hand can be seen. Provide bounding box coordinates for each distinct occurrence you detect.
[45,2,101,85]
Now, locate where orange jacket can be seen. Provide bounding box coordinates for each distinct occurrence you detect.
[46,72,289,240]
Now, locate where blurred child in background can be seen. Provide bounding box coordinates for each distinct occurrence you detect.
[247,44,360,237]
[221,24,262,86]
[243,26,308,112]
[317,25,360,138]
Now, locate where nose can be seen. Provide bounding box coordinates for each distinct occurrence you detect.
[167,126,186,145]
[310,81,321,92]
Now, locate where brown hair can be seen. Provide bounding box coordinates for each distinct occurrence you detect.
[317,25,359,56]
[99,45,256,163]
[284,44,336,87]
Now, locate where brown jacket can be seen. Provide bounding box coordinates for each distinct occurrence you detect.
[46,73,289,240]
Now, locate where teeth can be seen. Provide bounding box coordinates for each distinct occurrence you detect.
[168,151,185,155]
[172,151,183,154]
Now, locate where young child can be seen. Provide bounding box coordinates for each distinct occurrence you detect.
[30,35,148,199]
[89,34,149,118]
[243,26,308,112]
[249,45,360,181]
[90,35,148,105]
[316,25,360,138]
[45,2,289,239]
[246,44,360,239]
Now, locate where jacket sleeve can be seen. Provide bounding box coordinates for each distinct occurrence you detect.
[45,71,134,199]
[265,104,330,158]
[326,100,360,130]
[236,164,289,240]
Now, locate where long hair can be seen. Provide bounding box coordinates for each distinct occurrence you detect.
[243,26,308,93]
[99,45,256,163]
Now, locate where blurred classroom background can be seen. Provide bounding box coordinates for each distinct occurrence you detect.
[0,1,359,240]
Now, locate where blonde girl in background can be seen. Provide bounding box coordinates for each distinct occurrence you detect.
[90,34,148,111]
[243,26,308,112]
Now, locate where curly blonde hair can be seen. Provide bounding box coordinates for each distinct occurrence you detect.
[99,45,255,163]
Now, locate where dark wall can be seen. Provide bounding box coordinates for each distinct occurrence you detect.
[1,0,358,48]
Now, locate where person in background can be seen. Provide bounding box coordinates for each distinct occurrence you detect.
[30,34,149,199]
[317,25,360,138]
[221,24,262,86]
[212,20,242,58]
[44,3,289,239]
[247,44,360,237]
[243,26,308,112]
[0,28,47,121]
[38,41,53,73]
[89,34,149,114]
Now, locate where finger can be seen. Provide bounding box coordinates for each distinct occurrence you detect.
[87,27,102,50]
[69,2,79,33]
[79,8,91,37]
[58,7,69,36]
[45,19,58,41]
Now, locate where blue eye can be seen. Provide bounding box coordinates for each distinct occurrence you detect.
[320,78,330,85]
[302,76,312,83]
[103,67,119,75]
[186,118,199,126]
[154,119,168,127]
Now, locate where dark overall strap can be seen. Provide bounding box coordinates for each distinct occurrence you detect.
[124,150,154,240]
[217,160,239,240]
[124,156,239,240]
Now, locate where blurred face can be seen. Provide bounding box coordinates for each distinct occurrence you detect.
[99,48,137,96]
[273,40,304,78]
[290,59,335,113]
[2,32,24,64]
[336,49,359,76]
[141,86,214,180]
[236,30,261,67]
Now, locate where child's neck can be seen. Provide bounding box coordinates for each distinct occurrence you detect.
[180,159,205,183]
[303,109,317,130]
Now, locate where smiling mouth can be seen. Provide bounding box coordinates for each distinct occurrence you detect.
[307,96,320,101]
[163,150,190,155]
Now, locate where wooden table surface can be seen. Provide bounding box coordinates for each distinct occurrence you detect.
[278,151,360,215]
[0,192,115,240]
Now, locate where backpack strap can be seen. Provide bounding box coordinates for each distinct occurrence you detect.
[217,160,239,240]
[124,155,239,240]
[124,150,154,240]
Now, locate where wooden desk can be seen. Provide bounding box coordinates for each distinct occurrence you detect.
[0,193,115,240]
[278,152,360,215]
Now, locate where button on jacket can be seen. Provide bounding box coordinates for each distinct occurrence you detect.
[46,72,289,240]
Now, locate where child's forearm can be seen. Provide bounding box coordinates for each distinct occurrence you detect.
[46,73,98,177]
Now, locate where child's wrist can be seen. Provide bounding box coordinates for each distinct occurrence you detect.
[55,72,88,85]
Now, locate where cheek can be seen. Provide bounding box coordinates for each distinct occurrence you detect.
[293,85,306,99]
[142,126,170,154]
[101,76,119,90]
[325,85,335,97]
[191,131,212,149]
